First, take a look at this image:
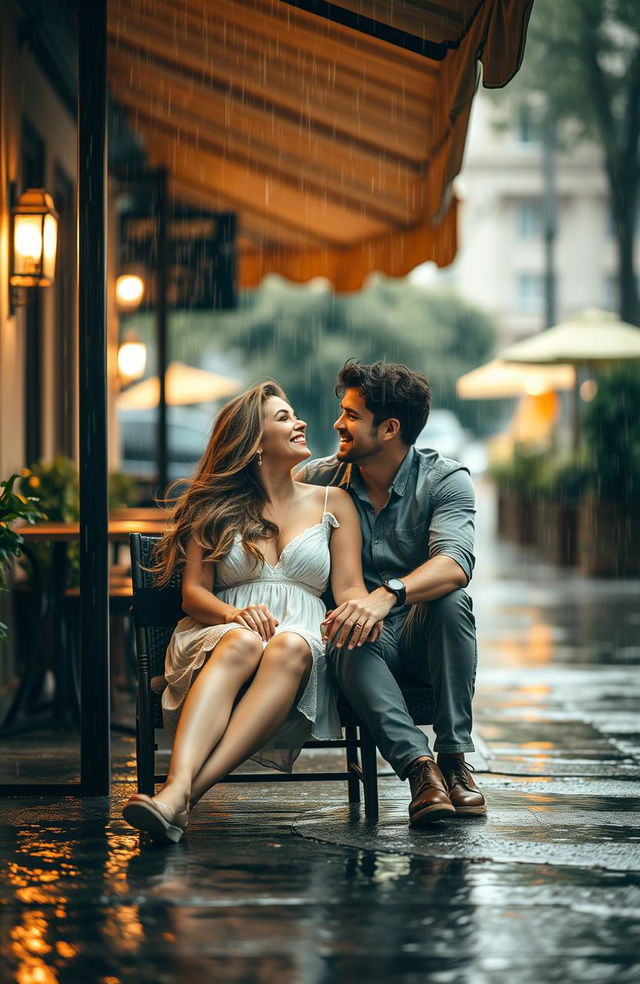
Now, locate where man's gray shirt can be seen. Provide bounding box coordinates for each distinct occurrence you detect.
[297,447,476,604]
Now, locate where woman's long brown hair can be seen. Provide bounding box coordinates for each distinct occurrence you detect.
[150,381,287,586]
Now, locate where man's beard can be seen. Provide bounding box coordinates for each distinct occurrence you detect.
[336,435,379,463]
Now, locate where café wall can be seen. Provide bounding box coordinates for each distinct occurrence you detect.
[0,1,77,476]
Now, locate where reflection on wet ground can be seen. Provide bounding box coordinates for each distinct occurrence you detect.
[1,483,639,981]
[2,787,640,984]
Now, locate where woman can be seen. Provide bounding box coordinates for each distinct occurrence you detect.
[123,381,379,842]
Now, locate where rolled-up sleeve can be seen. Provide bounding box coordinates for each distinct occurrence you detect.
[428,468,476,583]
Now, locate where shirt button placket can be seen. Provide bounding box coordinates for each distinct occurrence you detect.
[373,515,382,566]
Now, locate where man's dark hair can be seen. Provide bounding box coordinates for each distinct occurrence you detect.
[336,360,431,445]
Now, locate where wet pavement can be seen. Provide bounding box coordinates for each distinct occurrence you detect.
[1,482,639,982]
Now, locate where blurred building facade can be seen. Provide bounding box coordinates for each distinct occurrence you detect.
[415,92,637,346]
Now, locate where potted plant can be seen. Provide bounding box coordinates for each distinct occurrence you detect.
[18,456,80,591]
[0,474,46,641]
[579,366,640,576]
[538,456,592,566]
[108,471,138,510]
[489,444,547,545]
[16,458,140,591]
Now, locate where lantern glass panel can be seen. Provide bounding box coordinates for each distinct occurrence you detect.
[43,213,58,282]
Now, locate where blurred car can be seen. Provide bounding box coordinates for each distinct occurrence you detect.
[415,409,468,460]
[117,406,213,482]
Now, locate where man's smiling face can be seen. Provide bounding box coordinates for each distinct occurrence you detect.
[333,387,386,463]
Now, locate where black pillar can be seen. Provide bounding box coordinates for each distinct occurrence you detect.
[217,213,237,310]
[156,169,169,496]
[78,0,110,795]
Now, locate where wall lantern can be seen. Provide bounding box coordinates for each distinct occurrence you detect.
[10,188,58,290]
[117,331,147,381]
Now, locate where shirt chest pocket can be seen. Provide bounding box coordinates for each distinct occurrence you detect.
[386,520,429,563]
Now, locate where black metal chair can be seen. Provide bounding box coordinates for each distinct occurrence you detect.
[129,532,435,819]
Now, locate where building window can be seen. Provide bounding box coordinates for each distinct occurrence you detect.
[516,200,542,239]
[516,273,544,314]
[516,105,539,145]
[604,274,618,311]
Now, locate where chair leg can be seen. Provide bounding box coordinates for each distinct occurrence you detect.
[136,686,155,795]
[344,724,361,803]
[360,725,379,820]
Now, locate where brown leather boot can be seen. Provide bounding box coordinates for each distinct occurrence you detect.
[438,759,487,816]
[406,757,456,827]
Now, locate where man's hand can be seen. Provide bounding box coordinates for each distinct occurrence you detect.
[320,589,395,649]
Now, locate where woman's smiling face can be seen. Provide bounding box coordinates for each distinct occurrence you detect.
[260,396,311,464]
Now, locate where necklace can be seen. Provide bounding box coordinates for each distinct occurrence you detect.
[265,489,295,539]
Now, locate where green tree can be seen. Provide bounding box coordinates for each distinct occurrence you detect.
[216,276,497,455]
[495,0,640,324]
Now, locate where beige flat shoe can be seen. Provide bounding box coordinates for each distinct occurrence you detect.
[122,794,188,843]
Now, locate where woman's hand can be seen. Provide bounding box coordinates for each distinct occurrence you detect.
[226,604,278,641]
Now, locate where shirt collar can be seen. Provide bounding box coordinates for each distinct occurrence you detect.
[339,463,353,489]
[347,446,415,497]
[389,446,415,497]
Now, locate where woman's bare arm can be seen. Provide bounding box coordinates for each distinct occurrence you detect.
[327,487,368,605]
[325,487,383,648]
[181,538,237,625]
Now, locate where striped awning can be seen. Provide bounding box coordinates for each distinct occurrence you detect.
[108,0,534,290]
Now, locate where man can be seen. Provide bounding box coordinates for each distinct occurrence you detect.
[298,360,485,827]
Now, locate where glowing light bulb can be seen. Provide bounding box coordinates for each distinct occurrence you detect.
[14,217,43,269]
[116,274,145,310]
[118,340,147,380]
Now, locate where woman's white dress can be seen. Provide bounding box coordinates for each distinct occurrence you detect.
[162,495,343,772]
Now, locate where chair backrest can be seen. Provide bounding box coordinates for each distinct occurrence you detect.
[129,532,184,728]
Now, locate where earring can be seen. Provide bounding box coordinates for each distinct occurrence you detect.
[257,449,263,467]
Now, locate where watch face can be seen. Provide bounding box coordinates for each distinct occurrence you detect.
[387,578,404,591]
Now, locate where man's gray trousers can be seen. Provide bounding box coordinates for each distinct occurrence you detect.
[327,588,478,779]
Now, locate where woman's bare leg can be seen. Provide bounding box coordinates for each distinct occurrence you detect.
[189,632,312,802]
[154,628,263,816]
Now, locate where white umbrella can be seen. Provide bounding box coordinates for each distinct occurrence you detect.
[498,308,640,365]
[117,362,242,410]
[457,359,575,400]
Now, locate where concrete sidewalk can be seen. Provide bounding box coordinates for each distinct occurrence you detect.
[1,482,639,982]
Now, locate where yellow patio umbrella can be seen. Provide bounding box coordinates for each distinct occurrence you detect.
[117,362,242,410]
[457,359,575,400]
[498,308,640,365]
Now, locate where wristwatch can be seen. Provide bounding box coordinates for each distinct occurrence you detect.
[382,578,406,607]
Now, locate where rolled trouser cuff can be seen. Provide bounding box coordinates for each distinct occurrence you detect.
[433,741,476,754]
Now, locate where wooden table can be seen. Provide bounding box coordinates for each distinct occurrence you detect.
[16,516,169,541]
[0,515,169,792]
